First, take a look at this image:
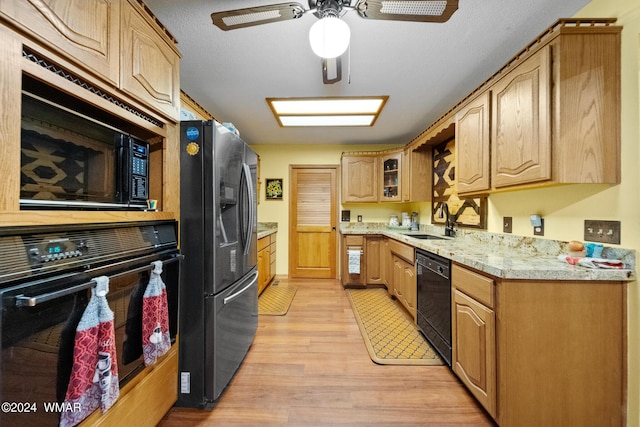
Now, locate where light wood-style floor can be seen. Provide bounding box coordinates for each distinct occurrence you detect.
[159,278,495,426]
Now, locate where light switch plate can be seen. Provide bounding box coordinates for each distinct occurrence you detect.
[584,220,621,244]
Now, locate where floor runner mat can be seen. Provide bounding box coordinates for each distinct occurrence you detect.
[258,284,296,315]
[346,288,444,365]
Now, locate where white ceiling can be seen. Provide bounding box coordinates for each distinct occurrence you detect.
[144,0,590,146]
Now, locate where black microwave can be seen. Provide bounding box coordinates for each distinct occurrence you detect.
[20,91,149,210]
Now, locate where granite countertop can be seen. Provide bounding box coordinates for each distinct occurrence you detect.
[340,223,636,282]
[258,222,278,239]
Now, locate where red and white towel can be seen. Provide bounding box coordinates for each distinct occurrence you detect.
[60,276,119,427]
[142,260,171,365]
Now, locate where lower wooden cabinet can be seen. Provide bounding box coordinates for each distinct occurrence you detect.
[365,236,384,285]
[341,235,365,286]
[452,288,496,418]
[258,232,277,294]
[392,254,416,320]
[387,239,416,320]
[451,262,626,427]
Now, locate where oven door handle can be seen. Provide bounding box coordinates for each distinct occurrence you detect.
[223,270,259,305]
[14,254,183,307]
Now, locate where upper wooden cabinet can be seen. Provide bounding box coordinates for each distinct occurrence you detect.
[341,154,379,202]
[453,20,621,194]
[456,92,491,193]
[0,0,121,85]
[492,46,552,188]
[341,148,431,203]
[403,145,432,202]
[121,0,181,120]
[380,151,402,202]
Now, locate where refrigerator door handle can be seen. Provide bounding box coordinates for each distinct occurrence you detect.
[223,271,259,305]
[240,162,255,256]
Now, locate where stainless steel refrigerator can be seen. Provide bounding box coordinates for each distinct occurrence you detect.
[177,120,258,409]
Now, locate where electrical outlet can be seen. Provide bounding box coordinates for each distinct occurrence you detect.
[584,220,621,244]
[503,216,512,233]
[533,218,544,236]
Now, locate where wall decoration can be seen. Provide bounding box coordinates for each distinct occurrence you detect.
[265,178,283,200]
[432,139,486,229]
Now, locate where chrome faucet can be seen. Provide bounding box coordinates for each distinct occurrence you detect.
[438,202,456,237]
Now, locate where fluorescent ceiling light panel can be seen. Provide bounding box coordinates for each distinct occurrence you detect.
[267,96,388,127]
[279,115,376,127]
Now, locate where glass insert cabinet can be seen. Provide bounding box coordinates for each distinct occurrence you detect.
[381,152,402,201]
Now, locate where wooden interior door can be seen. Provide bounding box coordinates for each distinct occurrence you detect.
[289,166,338,278]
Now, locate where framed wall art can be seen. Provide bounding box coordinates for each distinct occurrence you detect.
[265,178,283,200]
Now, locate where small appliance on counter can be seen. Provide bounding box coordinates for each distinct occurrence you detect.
[411,212,419,231]
[401,212,411,227]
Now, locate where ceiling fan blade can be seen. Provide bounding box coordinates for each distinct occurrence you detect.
[355,0,459,23]
[211,2,307,31]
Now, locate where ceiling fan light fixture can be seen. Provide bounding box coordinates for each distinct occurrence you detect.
[308,16,350,58]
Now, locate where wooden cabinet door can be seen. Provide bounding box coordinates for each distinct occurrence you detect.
[380,152,402,202]
[402,147,411,201]
[341,156,378,202]
[392,255,404,301]
[0,0,120,85]
[456,92,491,193]
[491,47,551,188]
[121,0,180,120]
[402,262,416,320]
[383,239,393,295]
[257,238,271,294]
[452,289,496,418]
[365,237,383,285]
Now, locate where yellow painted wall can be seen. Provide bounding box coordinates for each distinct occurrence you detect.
[568,2,639,425]
[252,143,402,275]
[252,0,640,423]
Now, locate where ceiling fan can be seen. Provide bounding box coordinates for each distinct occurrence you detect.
[211,0,459,83]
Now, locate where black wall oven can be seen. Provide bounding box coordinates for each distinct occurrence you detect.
[0,221,181,426]
[416,249,452,366]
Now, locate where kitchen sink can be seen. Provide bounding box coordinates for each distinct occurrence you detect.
[402,233,447,240]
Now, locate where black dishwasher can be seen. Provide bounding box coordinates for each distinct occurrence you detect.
[416,249,452,365]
